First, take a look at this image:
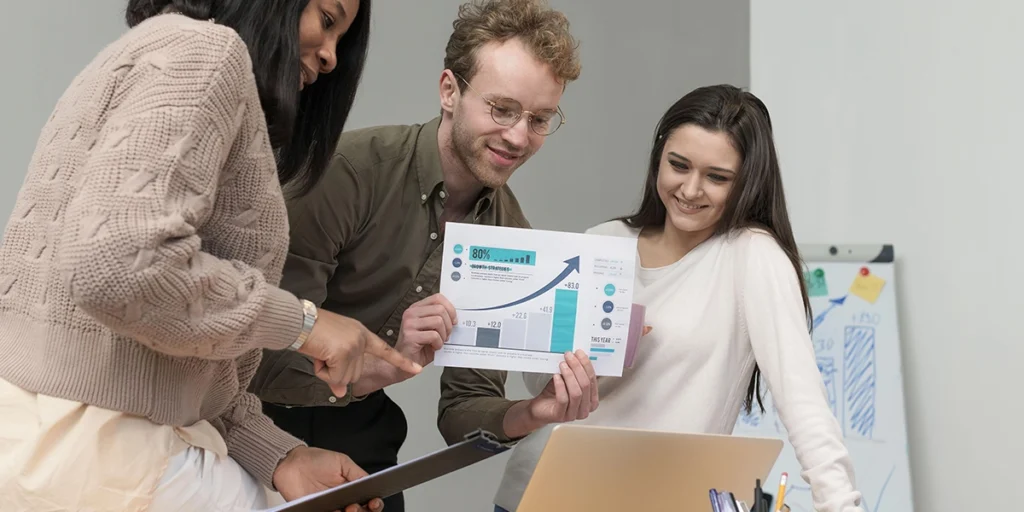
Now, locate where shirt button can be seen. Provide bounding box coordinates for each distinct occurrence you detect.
[386,329,394,336]
[439,191,447,199]
[421,194,427,201]
[328,396,337,404]
[430,232,438,240]
[415,285,423,293]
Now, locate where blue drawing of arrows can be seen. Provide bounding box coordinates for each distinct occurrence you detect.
[813,295,847,329]
[459,256,580,311]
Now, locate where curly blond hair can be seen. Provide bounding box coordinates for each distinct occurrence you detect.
[444,0,581,88]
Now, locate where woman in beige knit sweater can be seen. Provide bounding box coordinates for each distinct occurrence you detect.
[0,1,421,511]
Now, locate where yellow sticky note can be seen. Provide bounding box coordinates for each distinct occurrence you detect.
[849,271,886,304]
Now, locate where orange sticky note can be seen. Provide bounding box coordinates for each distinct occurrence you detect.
[849,272,886,304]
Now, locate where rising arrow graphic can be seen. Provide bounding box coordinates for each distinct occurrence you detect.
[813,295,848,329]
[458,256,580,311]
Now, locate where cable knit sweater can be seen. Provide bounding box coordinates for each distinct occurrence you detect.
[0,13,306,487]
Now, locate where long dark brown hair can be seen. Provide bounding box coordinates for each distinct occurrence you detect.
[620,84,812,414]
[125,0,372,196]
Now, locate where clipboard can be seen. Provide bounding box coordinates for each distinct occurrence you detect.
[263,429,513,512]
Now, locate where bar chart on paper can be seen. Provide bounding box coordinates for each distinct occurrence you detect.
[451,287,578,353]
[434,223,637,377]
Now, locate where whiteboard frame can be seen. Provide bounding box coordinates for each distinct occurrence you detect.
[798,244,894,263]
[776,242,913,512]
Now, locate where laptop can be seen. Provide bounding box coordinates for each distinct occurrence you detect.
[516,424,784,512]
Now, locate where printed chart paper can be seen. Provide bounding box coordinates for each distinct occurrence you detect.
[434,223,637,377]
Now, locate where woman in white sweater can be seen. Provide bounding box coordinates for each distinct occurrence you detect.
[492,85,864,512]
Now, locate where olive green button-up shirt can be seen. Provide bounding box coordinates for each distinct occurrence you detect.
[249,116,531,443]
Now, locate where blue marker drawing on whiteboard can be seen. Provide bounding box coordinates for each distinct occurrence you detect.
[739,407,761,428]
[787,465,893,512]
[859,465,896,512]
[817,356,839,419]
[843,326,877,439]
[813,295,847,329]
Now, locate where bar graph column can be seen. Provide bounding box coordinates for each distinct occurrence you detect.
[499,319,527,349]
[525,313,552,352]
[475,328,501,348]
[843,326,876,440]
[550,289,578,353]
[449,326,476,346]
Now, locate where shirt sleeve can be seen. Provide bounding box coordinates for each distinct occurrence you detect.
[741,232,865,512]
[278,152,370,306]
[250,153,371,406]
[56,28,303,360]
[437,366,523,445]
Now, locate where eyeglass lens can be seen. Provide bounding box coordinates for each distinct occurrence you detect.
[489,97,563,136]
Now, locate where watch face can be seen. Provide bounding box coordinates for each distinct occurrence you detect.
[302,299,318,320]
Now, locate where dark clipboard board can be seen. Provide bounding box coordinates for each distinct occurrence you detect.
[263,429,513,512]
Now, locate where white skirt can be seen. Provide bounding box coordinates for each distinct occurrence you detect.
[0,378,284,511]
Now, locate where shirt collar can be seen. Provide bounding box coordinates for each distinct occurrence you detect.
[414,116,445,203]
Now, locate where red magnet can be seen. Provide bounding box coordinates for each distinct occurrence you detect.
[859,267,870,276]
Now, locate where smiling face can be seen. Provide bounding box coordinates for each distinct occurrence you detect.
[656,124,741,238]
[297,0,359,90]
[445,38,564,189]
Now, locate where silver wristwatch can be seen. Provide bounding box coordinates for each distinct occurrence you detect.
[289,299,318,351]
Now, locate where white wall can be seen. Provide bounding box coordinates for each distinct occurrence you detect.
[751,1,1022,510]
[0,1,129,218]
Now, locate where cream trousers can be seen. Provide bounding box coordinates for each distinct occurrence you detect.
[0,378,286,511]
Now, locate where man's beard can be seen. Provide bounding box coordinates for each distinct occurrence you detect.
[450,115,520,189]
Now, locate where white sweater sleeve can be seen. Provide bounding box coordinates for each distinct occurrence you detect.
[740,232,865,512]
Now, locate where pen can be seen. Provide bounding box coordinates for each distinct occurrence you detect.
[754,479,763,512]
[709,489,722,512]
[774,473,788,511]
[770,473,786,509]
[727,491,740,512]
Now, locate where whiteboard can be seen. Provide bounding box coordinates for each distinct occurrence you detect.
[731,244,914,512]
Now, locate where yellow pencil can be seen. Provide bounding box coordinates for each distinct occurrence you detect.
[774,472,788,511]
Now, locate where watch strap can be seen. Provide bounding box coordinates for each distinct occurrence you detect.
[289,299,317,351]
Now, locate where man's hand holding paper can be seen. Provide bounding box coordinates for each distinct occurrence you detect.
[396,294,458,369]
[350,294,458,397]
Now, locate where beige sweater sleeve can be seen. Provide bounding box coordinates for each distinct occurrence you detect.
[219,348,306,488]
[56,26,302,359]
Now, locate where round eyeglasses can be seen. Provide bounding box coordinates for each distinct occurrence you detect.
[455,74,566,136]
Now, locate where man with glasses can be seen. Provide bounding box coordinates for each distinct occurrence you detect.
[249,1,598,510]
